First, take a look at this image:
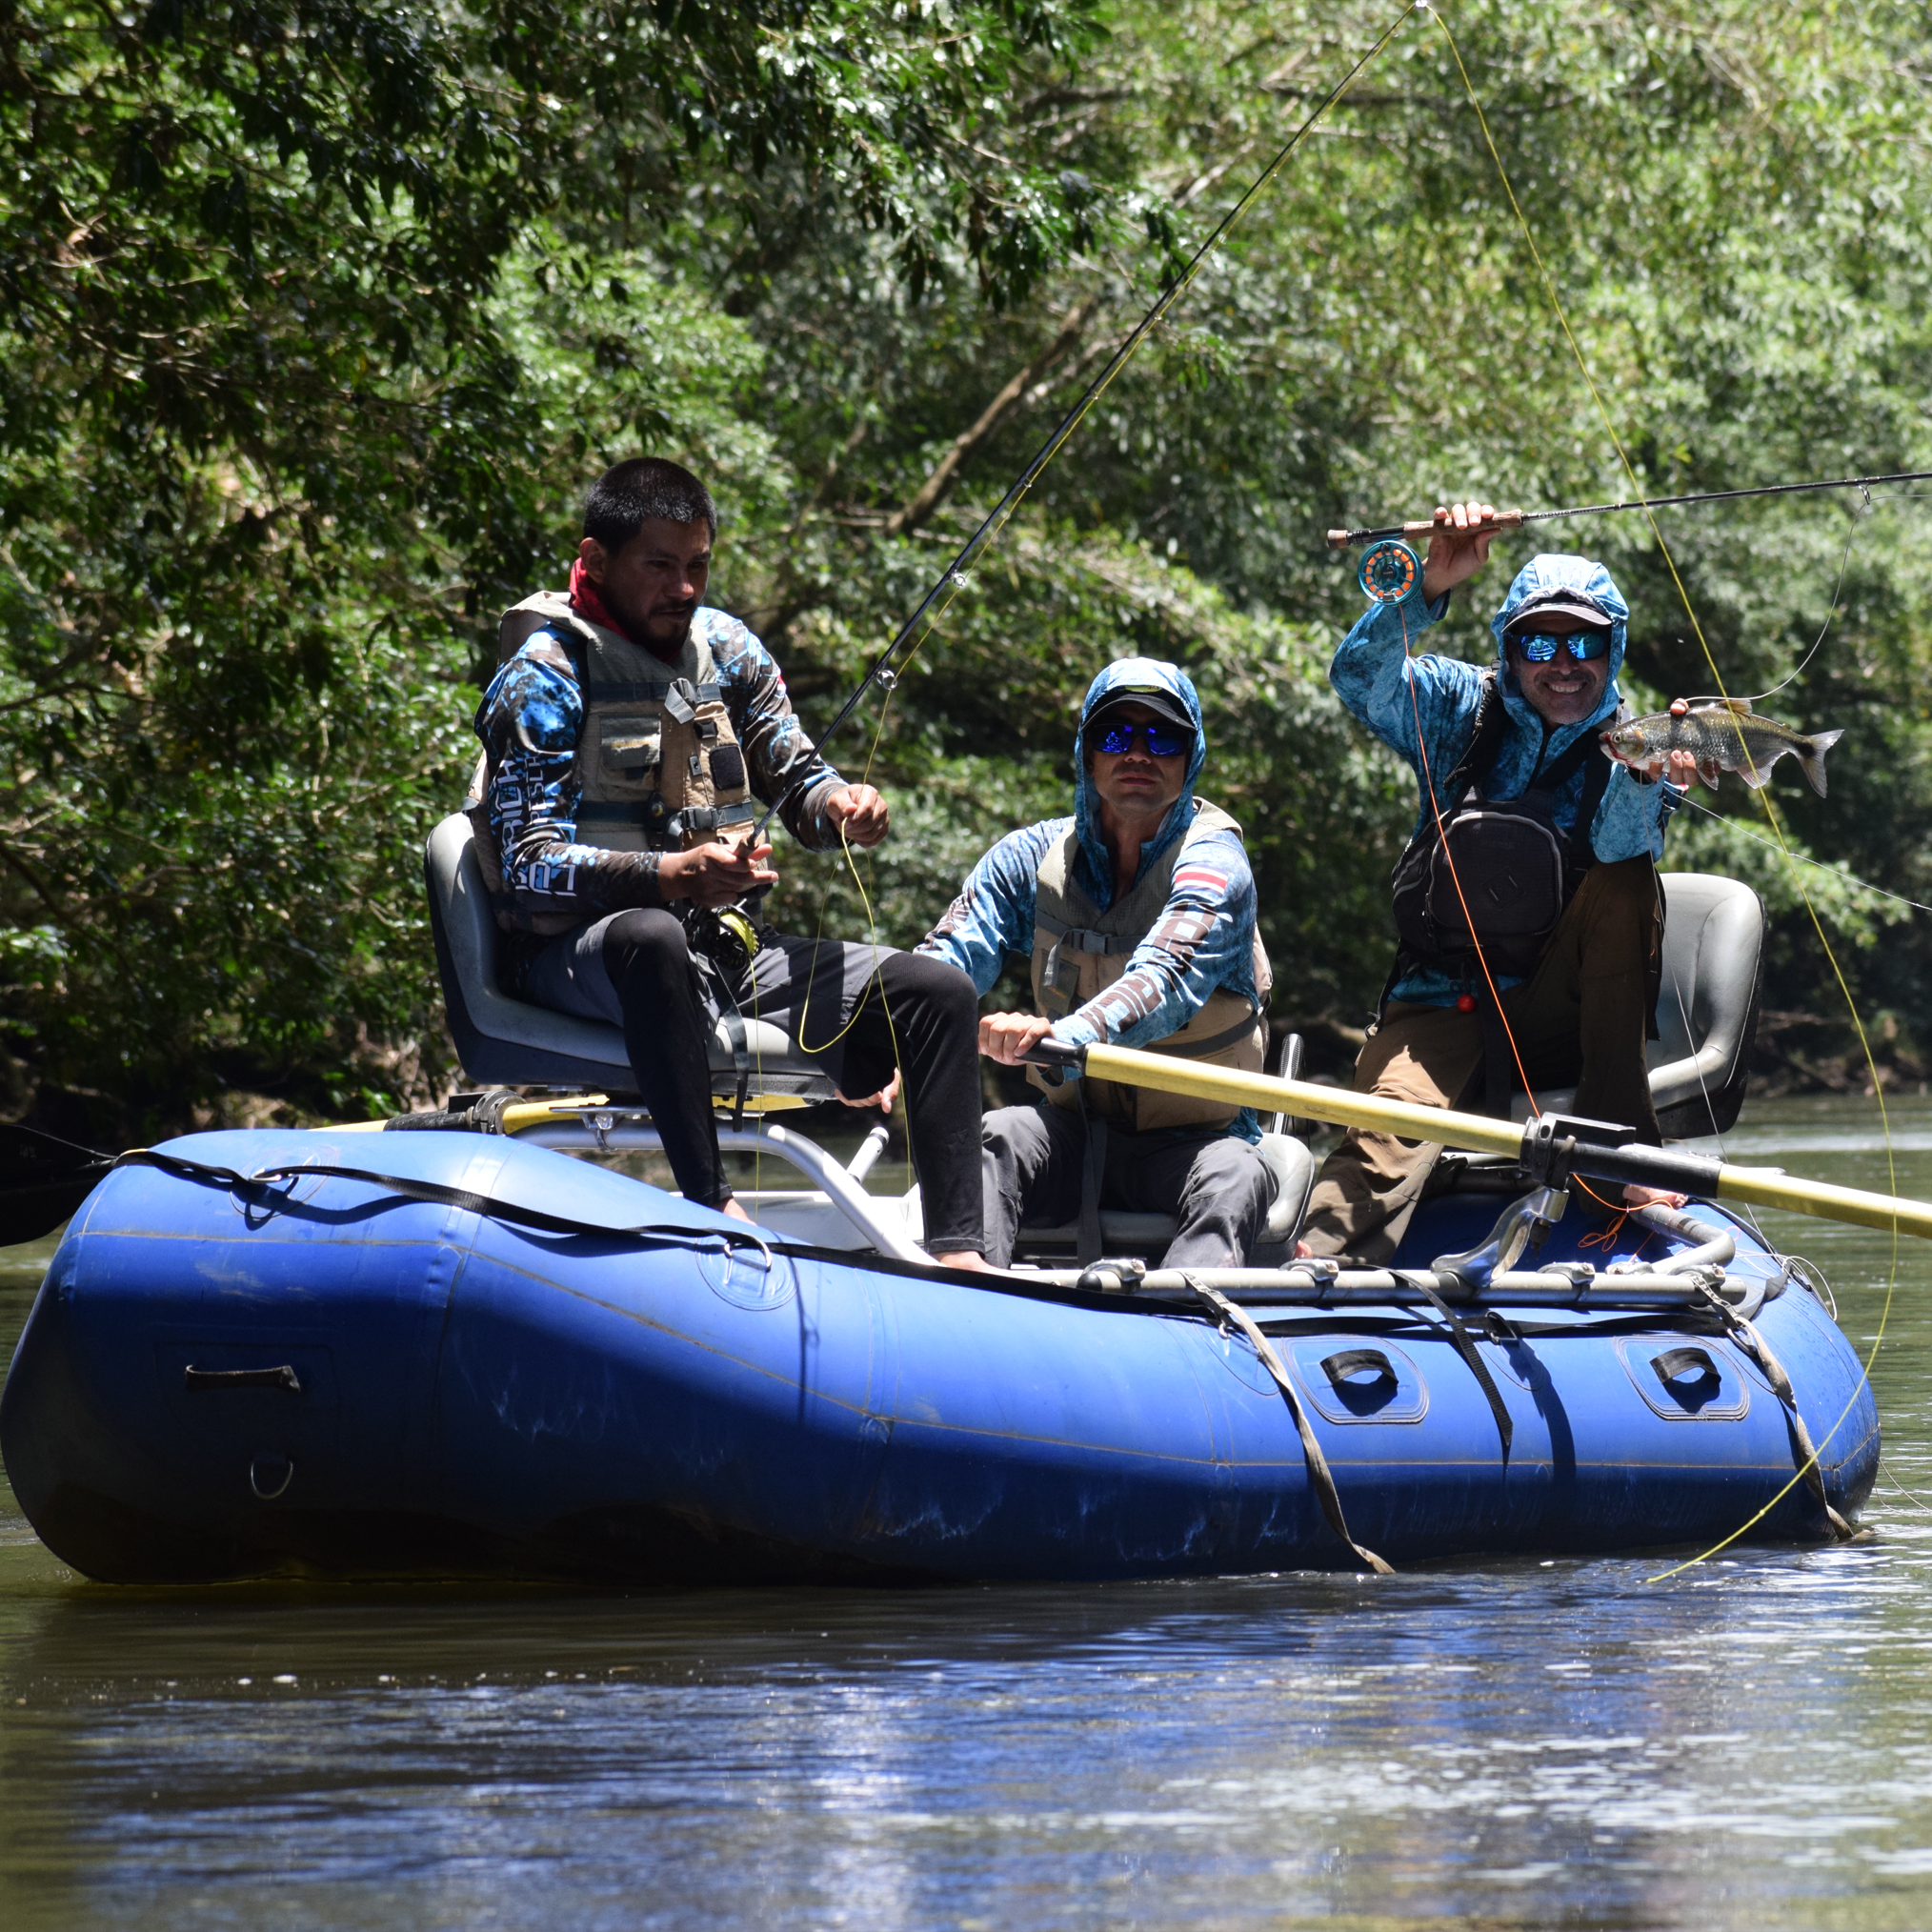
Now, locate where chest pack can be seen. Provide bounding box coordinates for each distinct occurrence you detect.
[465,592,757,936]
[1389,674,1621,982]
[1027,800,1272,1133]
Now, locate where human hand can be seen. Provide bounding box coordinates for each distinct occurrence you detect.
[1663,749,1701,789]
[1419,500,1499,604]
[979,1012,1057,1067]
[837,1068,900,1114]
[826,784,890,848]
[1621,1184,1689,1210]
[659,838,778,908]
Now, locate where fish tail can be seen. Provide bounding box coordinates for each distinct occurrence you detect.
[1800,726,1844,798]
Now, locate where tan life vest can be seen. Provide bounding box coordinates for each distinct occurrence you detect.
[464,592,756,935]
[1026,800,1273,1132]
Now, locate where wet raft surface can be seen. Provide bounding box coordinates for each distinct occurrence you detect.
[1,1094,1929,1930]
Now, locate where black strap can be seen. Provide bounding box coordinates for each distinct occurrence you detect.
[1477,983,1515,1118]
[1376,678,1507,1019]
[110,1149,779,1258]
[1077,1106,1108,1266]
[1186,1277,1394,1575]
[1410,1274,1515,1459]
[1527,720,1607,795]
[1145,1003,1262,1060]
[1565,721,1618,867]
[1652,1345,1720,1385]
[1692,1285,1856,1540]
[1438,673,1508,809]
[1321,1348,1397,1389]
[581,679,723,704]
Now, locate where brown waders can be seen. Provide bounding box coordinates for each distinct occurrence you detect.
[1300,855,1664,1261]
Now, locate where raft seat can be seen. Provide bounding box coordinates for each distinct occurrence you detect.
[423,811,837,1103]
[1009,1131,1317,1266]
[1508,871,1764,1137]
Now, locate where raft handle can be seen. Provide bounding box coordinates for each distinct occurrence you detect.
[1651,1346,1721,1389]
[184,1364,303,1394]
[1321,1349,1397,1390]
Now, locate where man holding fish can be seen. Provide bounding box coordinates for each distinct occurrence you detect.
[1299,502,1704,1259]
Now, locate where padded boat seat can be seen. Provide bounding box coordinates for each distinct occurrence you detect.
[424,811,838,1100]
[1509,870,1764,1137]
[1012,1131,1317,1264]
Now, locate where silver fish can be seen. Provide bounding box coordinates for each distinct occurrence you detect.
[1602,699,1844,796]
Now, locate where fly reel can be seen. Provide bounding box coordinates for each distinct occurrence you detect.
[1358,537,1421,604]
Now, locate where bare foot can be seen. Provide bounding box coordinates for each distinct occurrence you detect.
[933,1250,996,1272]
[720,1197,755,1223]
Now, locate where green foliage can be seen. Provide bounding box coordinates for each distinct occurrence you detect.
[4,0,1932,1134]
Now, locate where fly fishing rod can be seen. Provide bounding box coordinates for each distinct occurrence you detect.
[748,0,1424,840]
[1024,1037,1932,1244]
[1325,468,1932,551]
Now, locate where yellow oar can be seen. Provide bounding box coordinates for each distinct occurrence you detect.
[1052,1040,1932,1244]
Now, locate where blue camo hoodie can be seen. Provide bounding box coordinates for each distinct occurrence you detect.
[919,656,1264,1141]
[1332,553,1680,1008]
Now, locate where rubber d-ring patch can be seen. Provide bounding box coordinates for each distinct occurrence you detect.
[1358,537,1420,604]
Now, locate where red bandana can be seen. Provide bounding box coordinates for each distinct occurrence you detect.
[569,557,679,662]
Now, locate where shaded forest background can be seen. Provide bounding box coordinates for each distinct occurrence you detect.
[2,0,1929,1138]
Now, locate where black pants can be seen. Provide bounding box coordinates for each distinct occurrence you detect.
[529,910,985,1253]
[979,1102,1277,1270]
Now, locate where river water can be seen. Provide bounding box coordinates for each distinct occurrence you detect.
[4,1093,1932,1928]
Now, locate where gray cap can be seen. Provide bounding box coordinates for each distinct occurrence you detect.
[1501,587,1614,639]
[1087,685,1195,735]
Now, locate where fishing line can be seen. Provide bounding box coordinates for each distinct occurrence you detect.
[774,0,1428,1206]
[1328,469,1932,549]
[1429,6,1894,1576]
[1737,490,1869,707]
[1670,487,1866,710]
[756,0,1428,842]
[1679,797,1932,918]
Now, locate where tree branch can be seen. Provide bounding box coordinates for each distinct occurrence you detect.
[882,293,1102,540]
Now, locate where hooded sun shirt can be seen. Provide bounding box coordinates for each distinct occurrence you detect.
[918,656,1266,1141]
[1331,551,1682,1010]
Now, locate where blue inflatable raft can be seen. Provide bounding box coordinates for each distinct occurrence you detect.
[0,1126,1877,1583]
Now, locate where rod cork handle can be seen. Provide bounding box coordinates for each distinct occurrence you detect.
[1327,509,1527,551]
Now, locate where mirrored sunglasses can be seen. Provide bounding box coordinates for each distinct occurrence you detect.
[1517,629,1610,662]
[1097,719,1193,758]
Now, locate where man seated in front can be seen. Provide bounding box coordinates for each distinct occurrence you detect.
[1299,502,1696,1262]
[919,658,1277,1269]
[471,456,990,1268]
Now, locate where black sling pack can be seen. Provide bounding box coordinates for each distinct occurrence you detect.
[1389,674,1621,984]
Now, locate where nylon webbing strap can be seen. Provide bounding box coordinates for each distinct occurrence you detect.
[1077,1113,1108,1266]
[1145,1002,1263,1061]
[581,680,723,704]
[1410,1273,1514,1459]
[1695,1285,1856,1540]
[1034,914,1136,955]
[109,1149,778,1260]
[1185,1275,1395,1576]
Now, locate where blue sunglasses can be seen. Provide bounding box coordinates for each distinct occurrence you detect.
[1097,719,1193,758]
[1516,629,1610,662]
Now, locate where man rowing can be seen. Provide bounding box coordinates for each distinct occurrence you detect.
[1299,502,1696,1262]
[469,456,991,1268]
[920,659,1277,1268]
